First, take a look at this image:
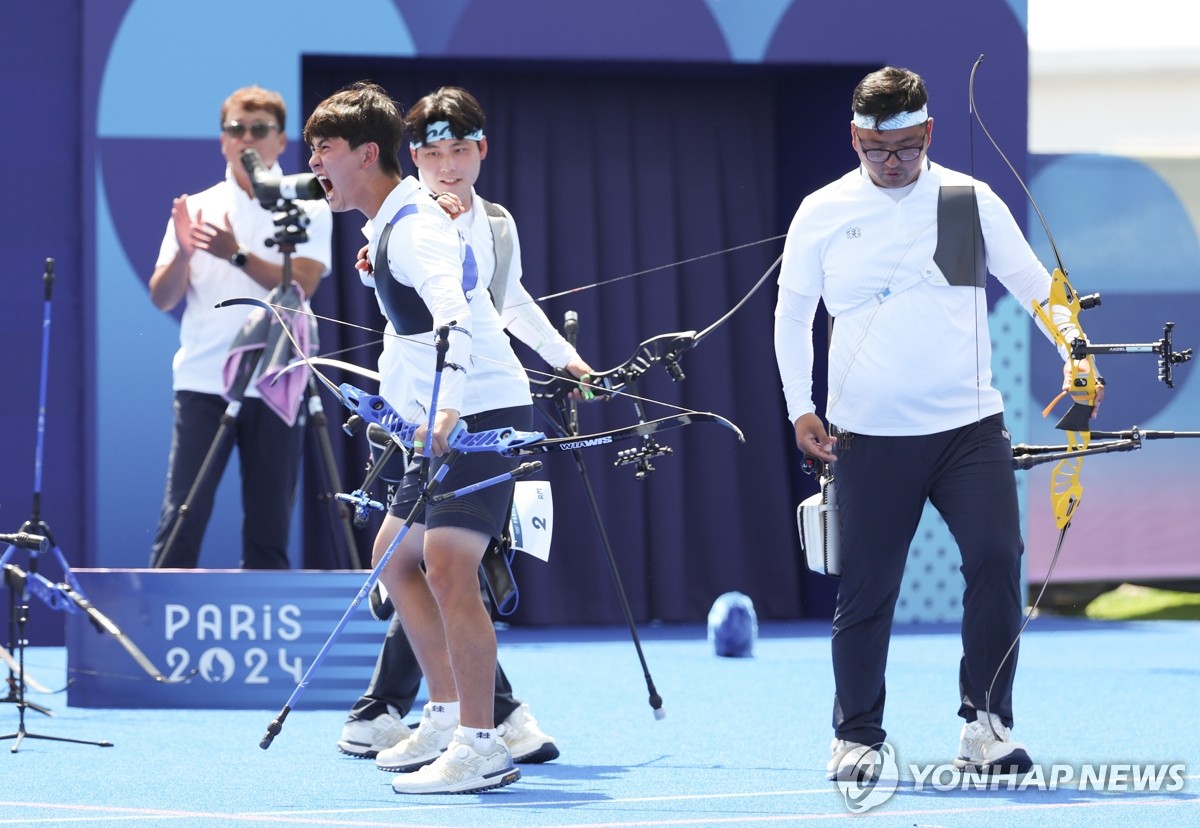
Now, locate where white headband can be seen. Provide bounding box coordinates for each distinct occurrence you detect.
[852,105,929,131]
[410,120,485,149]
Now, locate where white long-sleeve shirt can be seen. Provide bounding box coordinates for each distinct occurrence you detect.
[774,160,1061,436]
[455,191,579,369]
[361,177,530,423]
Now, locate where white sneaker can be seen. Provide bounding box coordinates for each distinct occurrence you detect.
[954,711,1033,775]
[498,703,559,764]
[827,738,880,782]
[391,736,520,795]
[376,703,457,773]
[338,710,410,758]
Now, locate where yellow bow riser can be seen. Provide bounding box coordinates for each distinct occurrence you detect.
[1032,267,1100,529]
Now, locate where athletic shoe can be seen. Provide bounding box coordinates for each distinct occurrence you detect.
[498,703,560,764]
[953,711,1034,775]
[391,737,520,795]
[827,738,880,782]
[337,709,410,758]
[376,703,457,772]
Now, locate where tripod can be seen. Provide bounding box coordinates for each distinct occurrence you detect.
[2,534,56,719]
[152,195,359,569]
[2,564,111,752]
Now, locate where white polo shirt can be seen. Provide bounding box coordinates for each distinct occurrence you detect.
[155,164,332,396]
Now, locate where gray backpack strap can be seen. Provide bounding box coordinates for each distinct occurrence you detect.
[934,185,986,287]
[477,196,514,312]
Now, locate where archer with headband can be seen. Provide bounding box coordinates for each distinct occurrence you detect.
[773,66,1102,785]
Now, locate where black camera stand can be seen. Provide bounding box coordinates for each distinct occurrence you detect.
[152,193,360,569]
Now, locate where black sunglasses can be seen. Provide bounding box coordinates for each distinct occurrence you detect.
[222,121,279,140]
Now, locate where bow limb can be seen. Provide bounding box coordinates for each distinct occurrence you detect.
[521,411,745,455]
[216,297,349,406]
[221,297,716,426]
[220,297,749,463]
[971,55,1098,532]
[275,356,381,385]
[970,55,1066,275]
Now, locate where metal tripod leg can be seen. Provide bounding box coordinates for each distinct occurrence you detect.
[304,377,362,568]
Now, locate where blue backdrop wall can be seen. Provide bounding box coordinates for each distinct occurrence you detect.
[12,1,1194,645]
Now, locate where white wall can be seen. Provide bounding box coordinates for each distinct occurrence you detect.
[1028,0,1200,156]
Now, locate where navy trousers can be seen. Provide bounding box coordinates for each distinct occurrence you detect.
[830,413,1024,745]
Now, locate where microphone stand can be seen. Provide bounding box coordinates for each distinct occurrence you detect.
[0,262,185,708]
[0,260,112,750]
[1,260,82,716]
[1,564,112,752]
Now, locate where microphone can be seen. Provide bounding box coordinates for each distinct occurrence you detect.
[0,532,50,553]
[240,148,324,203]
[563,310,579,346]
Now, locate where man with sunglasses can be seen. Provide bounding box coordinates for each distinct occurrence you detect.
[148,85,332,569]
[773,66,1104,783]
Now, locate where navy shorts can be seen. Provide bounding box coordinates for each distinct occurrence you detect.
[386,405,532,539]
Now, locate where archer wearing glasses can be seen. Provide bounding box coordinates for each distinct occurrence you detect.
[854,129,927,163]
[775,65,1105,787]
[222,120,281,140]
[852,121,931,188]
[147,85,332,571]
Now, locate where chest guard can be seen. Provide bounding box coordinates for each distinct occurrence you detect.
[374,202,480,335]
[934,185,986,288]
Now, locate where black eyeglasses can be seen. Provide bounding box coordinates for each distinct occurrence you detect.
[222,121,280,140]
[857,130,926,163]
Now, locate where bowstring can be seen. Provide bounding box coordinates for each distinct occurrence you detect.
[971,53,1061,741]
[273,229,788,423]
[523,233,788,308]
[262,303,716,420]
[302,337,384,362]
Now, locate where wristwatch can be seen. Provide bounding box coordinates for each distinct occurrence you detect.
[230,247,249,269]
